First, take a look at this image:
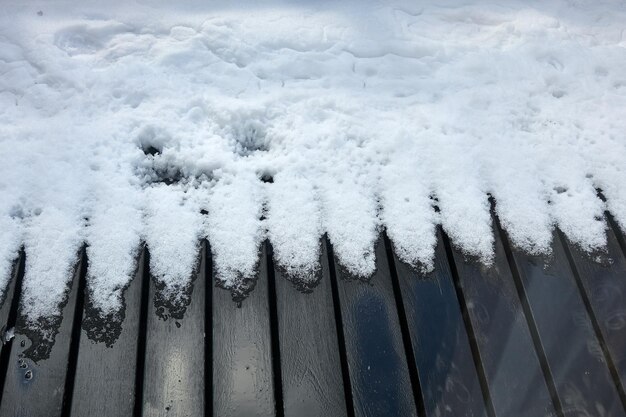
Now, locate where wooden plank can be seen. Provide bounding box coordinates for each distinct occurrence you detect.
[563,224,626,391]
[0,250,85,417]
[392,230,488,417]
[273,239,348,417]
[509,231,626,416]
[213,243,275,417]
[69,248,145,417]
[142,242,206,417]
[332,238,418,417]
[0,253,24,358]
[448,228,556,417]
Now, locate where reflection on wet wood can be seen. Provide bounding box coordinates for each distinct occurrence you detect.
[142,242,206,417]
[0,216,624,417]
[332,238,418,417]
[393,229,488,417]
[563,225,626,399]
[70,247,145,417]
[273,239,348,417]
[212,243,275,417]
[509,232,626,417]
[448,227,557,417]
[0,249,85,417]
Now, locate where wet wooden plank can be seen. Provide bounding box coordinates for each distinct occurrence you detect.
[0,250,85,417]
[273,240,348,417]
[69,248,145,417]
[564,224,626,390]
[448,228,556,417]
[509,232,626,416]
[213,243,275,417]
[392,230,488,417]
[332,238,418,417]
[142,242,206,417]
[0,253,24,357]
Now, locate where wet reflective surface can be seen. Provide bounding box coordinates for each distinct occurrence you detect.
[0,221,624,417]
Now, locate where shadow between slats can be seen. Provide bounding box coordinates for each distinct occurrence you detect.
[212,243,275,417]
[443,224,557,417]
[329,237,418,417]
[0,250,25,401]
[389,229,489,417]
[499,214,626,417]
[69,247,146,417]
[271,238,348,417]
[0,248,86,417]
[141,242,206,417]
[559,227,626,411]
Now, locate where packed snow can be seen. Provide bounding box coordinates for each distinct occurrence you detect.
[1,0,625,329]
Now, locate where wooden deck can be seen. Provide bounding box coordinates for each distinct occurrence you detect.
[0,210,625,417]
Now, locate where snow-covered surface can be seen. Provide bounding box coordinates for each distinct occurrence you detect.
[1,0,625,327]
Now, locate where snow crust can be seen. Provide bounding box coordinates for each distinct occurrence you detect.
[0,0,625,326]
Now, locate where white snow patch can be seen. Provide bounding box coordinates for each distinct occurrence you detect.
[0,0,625,325]
[207,173,263,288]
[266,171,323,281]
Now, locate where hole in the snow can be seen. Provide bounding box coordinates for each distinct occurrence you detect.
[200,209,208,215]
[150,166,185,186]
[261,174,274,184]
[429,194,440,212]
[554,186,568,194]
[9,205,24,219]
[551,90,566,99]
[135,157,215,187]
[230,120,269,157]
[142,145,161,156]
[136,125,170,157]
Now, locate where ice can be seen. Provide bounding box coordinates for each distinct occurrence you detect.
[0,0,625,327]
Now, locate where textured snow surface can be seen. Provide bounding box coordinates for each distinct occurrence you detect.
[1,0,625,327]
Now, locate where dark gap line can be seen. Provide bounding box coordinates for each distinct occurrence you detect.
[204,240,213,417]
[607,214,626,259]
[265,241,285,417]
[441,229,496,417]
[133,246,150,417]
[494,218,564,417]
[383,233,427,417]
[0,249,25,404]
[326,236,356,417]
[61,247,88,417]
[596,190,626,258]
[558,230,626,413]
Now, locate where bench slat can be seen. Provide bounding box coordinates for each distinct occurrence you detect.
[333,238,418,417]
[393,230,488,417]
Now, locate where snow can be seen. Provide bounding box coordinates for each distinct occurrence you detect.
[0,0,625,327]
[2,327,15,344]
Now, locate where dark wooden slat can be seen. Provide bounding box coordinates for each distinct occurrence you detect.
[563,225,626,392]
[447,229,556,417]
[392,230,488,417]
[273,240,348,417]
[0,253,24,358]
[0,251,85,417]
[332,238,418,417]
[69,248,145,417]
[142,242,206,417]
[213,243,275,417]
[508,231,626,416]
